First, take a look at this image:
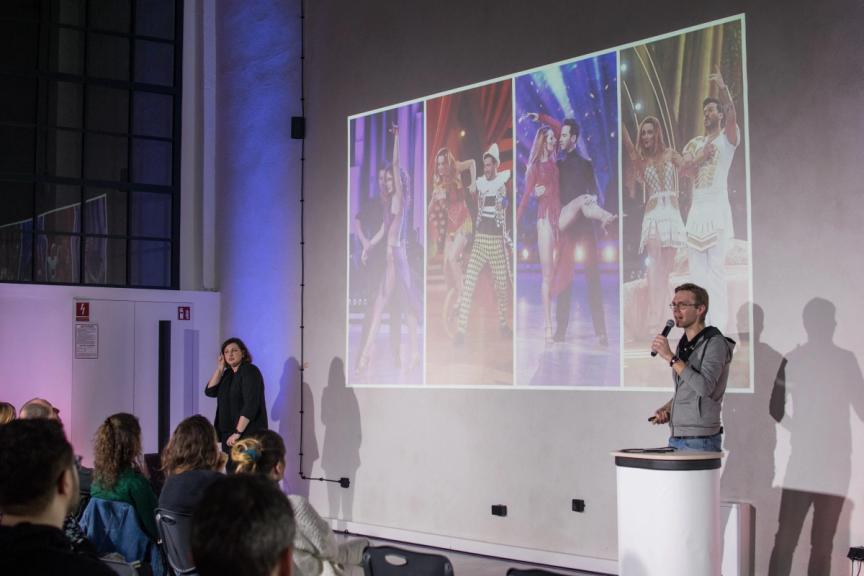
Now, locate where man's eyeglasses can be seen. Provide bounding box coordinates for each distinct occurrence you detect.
[669,302,698,310]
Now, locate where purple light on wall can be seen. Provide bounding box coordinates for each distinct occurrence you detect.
[214,0,302,424]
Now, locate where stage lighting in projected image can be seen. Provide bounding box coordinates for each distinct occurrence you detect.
[346,14,752,392]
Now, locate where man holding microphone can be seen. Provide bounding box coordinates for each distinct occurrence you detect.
[650,283,736,452]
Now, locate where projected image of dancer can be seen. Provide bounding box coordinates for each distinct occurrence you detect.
[619,18,749,390]
[353,166,402,370]
[681,69,739,334]
[453,143,512,345]
[622,116,686,336]
[347,103,425,387]
[425,80,513,386]
[521,112,617,345]
[429,148,476,322]
[514,54,620,387]
[517,125,560,341]
[355,126,422,376]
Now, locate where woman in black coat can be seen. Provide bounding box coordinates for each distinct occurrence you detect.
[205,337,268,454]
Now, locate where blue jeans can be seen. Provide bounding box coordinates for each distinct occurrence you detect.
[669,432,722,452]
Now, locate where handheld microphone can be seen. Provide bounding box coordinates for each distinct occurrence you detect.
[650,319,675,357]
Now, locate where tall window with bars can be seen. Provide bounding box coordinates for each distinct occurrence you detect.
[0,0,182,288]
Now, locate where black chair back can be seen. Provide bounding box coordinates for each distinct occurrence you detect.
[155,508,197,575]
[362,545,454,576]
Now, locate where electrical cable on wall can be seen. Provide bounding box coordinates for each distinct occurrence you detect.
[295,0,350,491]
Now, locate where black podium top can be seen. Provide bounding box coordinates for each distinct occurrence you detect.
[611,450,723,471]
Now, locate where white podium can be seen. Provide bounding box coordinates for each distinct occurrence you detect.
[612,450,723,576]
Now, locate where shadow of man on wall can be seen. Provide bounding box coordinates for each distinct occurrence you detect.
[321,356,362,528]
[271,356,318,498]
[768,298,864,575]
[721,303,786,575]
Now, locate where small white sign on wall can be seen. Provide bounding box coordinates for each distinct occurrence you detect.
[75,323,99,359]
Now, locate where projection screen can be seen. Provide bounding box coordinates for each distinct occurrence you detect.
[346,15,752,390]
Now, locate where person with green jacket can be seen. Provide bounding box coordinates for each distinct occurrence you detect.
[90,413,158,539]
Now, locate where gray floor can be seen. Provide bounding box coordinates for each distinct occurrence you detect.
[338,534,611,576]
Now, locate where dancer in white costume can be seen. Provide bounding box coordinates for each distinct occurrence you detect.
[623,116,686,333]
[681,69,739,333]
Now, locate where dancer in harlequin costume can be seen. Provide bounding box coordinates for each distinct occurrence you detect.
[623,115,686,335]
[453,143,512,345]
[355,126,421,373]
[680,69,740,333]
[428,148,476,320]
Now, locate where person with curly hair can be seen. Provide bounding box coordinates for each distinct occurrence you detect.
[90,413,158,539]
[158,415,225,515]
[232,431,368,576]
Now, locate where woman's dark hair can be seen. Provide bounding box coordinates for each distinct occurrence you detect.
[93,412,143,491]
[231,430,285,478]
[221,337,252,364]
[162,415,225,476]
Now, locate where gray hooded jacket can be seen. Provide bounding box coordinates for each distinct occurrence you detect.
[669,330,736,437]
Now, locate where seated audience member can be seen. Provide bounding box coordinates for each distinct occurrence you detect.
[16,397,90,488]
[18,397,61,421]
[0,402,15,424]
[231,429,287,480]
[17,397,91,489]
[90,413,159,540]
[232,431,368,576]
[15,396,94,553]
[159,415,226,514]
[191,474,295,576]
[0,419,116,575]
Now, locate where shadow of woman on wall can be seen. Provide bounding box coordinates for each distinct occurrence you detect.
[271,356,319,498]
[321,356,362,529]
